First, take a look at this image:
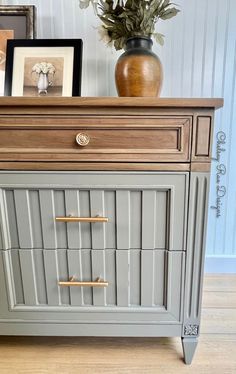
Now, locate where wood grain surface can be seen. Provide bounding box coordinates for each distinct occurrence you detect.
[0,97,224,109]
[0,118,191,163]
[0,162,191,171]
[0,97,219,169]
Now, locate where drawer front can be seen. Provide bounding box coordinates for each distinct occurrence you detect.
[0,172,188,252]
[1,248,185,323]
[0,117,191,162]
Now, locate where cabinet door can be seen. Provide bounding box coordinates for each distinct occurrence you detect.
[1,248,185,324]
[0,172,188,252]
[0,172,187,325]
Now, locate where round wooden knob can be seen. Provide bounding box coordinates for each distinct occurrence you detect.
[76,133,90,147]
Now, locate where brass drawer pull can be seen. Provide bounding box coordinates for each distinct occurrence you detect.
[55,216,108,223]
[76,132,90,147]
[58,277,108,288]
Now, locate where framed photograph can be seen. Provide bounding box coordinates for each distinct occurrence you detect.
[0,6,36,95]
[0,30,13,70]
[0,5,36,39]
[4,39,83,97]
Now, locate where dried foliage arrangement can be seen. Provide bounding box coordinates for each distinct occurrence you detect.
[79,0,180,50]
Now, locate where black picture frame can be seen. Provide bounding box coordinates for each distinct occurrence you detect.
[0,5,36,39]
[4,39,83,97]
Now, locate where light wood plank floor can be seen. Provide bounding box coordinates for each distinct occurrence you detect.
[0,275,235,374]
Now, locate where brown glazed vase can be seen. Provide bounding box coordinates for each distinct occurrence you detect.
[115,36,163,97]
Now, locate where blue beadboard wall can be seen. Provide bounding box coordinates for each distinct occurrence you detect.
[2,0,236,273]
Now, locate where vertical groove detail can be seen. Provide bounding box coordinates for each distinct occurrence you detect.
[188,177,199,318]
[196,177,208,318]
[79,249,84,305]
[184,173,210,333]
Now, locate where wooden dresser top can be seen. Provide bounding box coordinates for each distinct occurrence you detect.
[0,97,223,110]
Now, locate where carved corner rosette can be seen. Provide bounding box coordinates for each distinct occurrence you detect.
[184,324,199,336]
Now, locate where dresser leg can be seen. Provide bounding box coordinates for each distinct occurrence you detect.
[181,337,198,365]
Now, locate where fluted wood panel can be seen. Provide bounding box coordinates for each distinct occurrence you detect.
[0,230,3,251]
[0,190,5,250]
[7,248,184,316]
[2,0,236,261]
[67,250,83,306]
[183,173,209,335]
[19,250,37,306]
[1,173,187,252]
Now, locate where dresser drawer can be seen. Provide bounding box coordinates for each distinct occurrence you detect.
[0,172,188,252]
[2,248,185,324]
[0,116,191,162]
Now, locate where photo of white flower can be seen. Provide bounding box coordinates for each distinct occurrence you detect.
[6,40,82,97]
[23,57,64,96]
[32,62,56,75]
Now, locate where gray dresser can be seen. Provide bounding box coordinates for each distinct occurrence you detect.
[0,97,223,364]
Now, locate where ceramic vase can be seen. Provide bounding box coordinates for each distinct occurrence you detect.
[115,36,163,97]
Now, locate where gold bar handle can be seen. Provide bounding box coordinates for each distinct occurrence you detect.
[58,277,108,288]
[55,216,108,223]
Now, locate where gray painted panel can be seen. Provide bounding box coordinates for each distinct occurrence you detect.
[10,249,24,305]
[4,247,185,314]
[142,191,156,250]
[1,172,188,252]
[14,190,33,249]
[57,250,70,305]
[79,191,92,249]
[19,250,37,306]
[0,171,189,340]
[105,249,116,306]
[104,191,116,249]
[91,250,106,306]
[116,190,130,250]
[0,190,3,249]
[0,171,188,188]
[29,191,43,249]
[0,322,182,337]
[197,178,208,317]
[4,305,177,322]
[33,250,47,305]
[155,192,167,249]
[167,251,185,321]
[183,173,209,336]
[65,190,81,249]
[90,190,106,250]
[141,250,154,306]
[190,177,206,318]
[170,176,188,251]
[0,228,3,250]
[166,250,172,313]
[54,191,68,249]
[153,251,165,306]
[67,250,83,306]
[0,251,14,316]
[43,250,60,306]
[4,190,19,249]
[1,248,185,328]
[39,190,57,249]
[130,191,142,249]
[116,250,130,306]
[81,250,93,305]
[130,250,141,306]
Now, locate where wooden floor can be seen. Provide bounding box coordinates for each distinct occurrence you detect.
[0,275,235,374]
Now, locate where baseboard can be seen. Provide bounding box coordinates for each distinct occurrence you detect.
[205,256,236,273]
